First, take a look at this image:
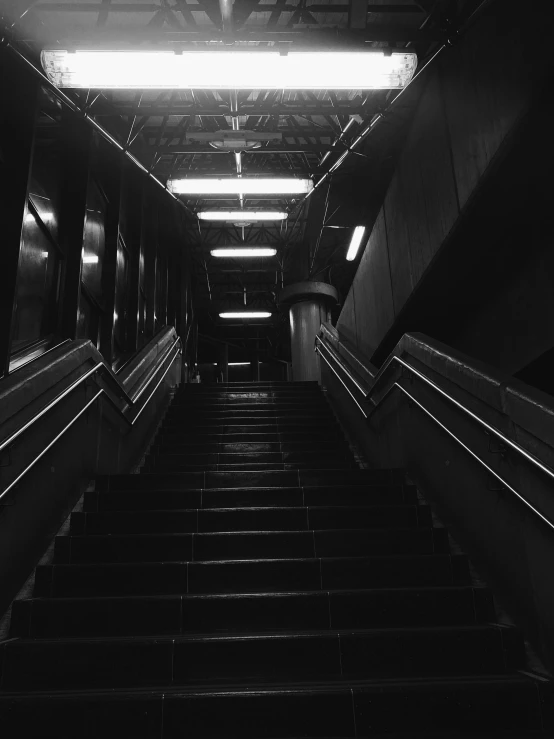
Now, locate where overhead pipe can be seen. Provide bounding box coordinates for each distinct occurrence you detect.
[219,0,234,32]
[291,0,496,215]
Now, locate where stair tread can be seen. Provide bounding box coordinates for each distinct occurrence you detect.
[7,623,504,645]
[0,672,539,698]
[18,584,492,603]
[5,384,550,732]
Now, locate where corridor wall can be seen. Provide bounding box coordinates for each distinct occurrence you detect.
[336,1,547,377]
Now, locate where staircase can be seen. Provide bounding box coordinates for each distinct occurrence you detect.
[0,380,552,736]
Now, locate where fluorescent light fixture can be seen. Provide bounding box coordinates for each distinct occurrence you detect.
[211,248,277,258]
[168,178,312,196]
[219,312,272,319]
[213,362,250,366]
[83,254,99,264]
[41,50,417,90]
[198,211,288,222]
[346,226,366,261]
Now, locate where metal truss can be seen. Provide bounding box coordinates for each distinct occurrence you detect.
[3,0,461,360]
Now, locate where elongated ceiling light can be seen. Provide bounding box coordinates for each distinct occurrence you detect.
[198,211,288,222]
[213,362,250,366]
[211,248,277,258]
[41,50,417,90]
[168,178,312,195]
[220,312,272,319]
[346,226,366,261]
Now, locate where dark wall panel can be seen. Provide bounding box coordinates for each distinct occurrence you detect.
[382,167,412,316]
[336,2,535,375]
[453,246,554,376]
[403,71,459,285]
[351,210,394,359]
[336,289,358,350]
[441,9,533,210]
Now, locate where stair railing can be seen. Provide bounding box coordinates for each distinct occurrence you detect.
[315,324,554,534]
[0,328,181,502]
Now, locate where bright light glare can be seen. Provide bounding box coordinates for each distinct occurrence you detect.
[211,248,277,258]
[169,178,312,195]
[346,226,366,261]
[213,362,250,366]
[219,312,272,319]
[41,50,417,90]
[198,211,288,222]
[83,254,100,264]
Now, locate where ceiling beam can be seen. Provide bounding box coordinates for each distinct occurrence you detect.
[150,144,334,153]
[92,105,367,118]
[31,27,441,45]
[33,3,424,13]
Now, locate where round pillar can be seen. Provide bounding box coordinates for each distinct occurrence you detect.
[279,282,338,383]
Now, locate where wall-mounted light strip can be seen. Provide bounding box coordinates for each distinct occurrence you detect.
[219,312,272,319]
[41,50,417,90]
[211,248,277,258]
[213,362,251,366]
[198,211,288,222]
[346,226,366,261]
[169,178,312,195]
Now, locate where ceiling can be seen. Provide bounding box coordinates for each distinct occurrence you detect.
[2,0,458,363]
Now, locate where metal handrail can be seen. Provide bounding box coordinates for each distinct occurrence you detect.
[0,337,181,502]
[315,335,368,397]
[315,339,368,418]
[9,338,72,374]
[316,331,554,532]
[0,362,104,455]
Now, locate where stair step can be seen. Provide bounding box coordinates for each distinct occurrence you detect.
[147,451,354,465]
[100,468,406,492]
[160,424,341,435]
[141,460,357,473]
[69,505,424,535]
[84,485,418,512]
[11,586,495,638]
[156,432,346,444]
[0,675,546,738]
[151,442,351,455]
[0,625,521,691]
[142,460,357,473]
[162,412,337,422]
[54,528,447,564]
[4,382,550,733]
[166,404,333,414]
[33,554,471,597]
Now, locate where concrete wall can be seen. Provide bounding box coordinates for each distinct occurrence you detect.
[336,2,544,375]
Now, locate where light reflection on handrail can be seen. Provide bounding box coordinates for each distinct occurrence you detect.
[316,331,554,531]
[0,338,181,502]
[395,382,554,535]
[315,335,367,396]
[0,362,104,455]
[316,341,367,418]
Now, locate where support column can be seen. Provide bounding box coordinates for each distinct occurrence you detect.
[279,282,338,383]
